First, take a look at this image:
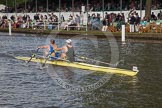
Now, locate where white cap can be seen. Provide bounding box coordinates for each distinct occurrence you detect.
[66,39,72,43]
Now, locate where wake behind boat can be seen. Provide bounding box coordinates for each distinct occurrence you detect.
[15,56,138,76]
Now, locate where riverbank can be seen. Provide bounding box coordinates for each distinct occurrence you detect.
[1,28,162,40]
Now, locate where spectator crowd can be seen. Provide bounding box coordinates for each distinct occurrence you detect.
[1,0,162,33]
[1,9,162,33]
[0,13,60,29]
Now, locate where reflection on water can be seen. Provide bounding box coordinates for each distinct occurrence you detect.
[0,33,162,108]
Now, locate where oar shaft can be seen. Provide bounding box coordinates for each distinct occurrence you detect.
[42,51,55,67]
[76,55,112,65]
[87,58,111,65]
[94,60,111,65]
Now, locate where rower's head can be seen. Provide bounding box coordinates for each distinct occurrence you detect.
[66,39,72,47]
[66,39,72,44]
[50,39,55,44]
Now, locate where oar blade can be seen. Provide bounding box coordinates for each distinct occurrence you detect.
[42,60,47,67]
[26,48,39,64]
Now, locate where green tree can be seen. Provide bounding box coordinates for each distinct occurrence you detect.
[0,0,28,7]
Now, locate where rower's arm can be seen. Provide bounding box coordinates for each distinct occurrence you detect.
[38,45,49,49]
[55,47,62,51]
[53,45,62,51]
[67,44,73,48]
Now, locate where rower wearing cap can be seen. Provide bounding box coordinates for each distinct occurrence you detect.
[59,39,74,61]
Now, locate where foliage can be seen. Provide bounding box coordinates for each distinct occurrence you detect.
[0,0,30,7]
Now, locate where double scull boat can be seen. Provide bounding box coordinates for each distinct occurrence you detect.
[15,56,138,76]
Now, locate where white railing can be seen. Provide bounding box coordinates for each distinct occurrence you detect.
[31,21,60,30]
